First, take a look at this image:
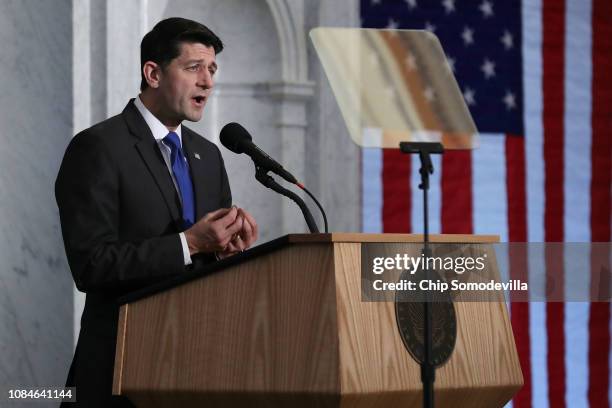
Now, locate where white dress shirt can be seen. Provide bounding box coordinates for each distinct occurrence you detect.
[133,95,192,266]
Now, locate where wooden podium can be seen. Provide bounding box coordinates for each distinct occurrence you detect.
[113,233,523,407]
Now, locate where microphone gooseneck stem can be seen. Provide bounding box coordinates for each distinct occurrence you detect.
[254,167,319,233]
[299,185,329,233]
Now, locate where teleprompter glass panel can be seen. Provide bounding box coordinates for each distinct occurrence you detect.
[310,28,478,149]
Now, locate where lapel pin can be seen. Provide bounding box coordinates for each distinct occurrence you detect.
[194,153,201,160]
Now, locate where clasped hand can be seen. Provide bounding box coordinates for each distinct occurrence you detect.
[184,206,258,259]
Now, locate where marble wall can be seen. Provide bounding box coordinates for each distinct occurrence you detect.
[0,0,74,405]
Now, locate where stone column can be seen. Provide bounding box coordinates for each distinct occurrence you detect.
[268,81,315,232]
[305,0,361,232]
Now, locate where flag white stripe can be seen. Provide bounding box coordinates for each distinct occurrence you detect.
[411,155,441,234]
[493,242,511,297]
[565,302,591,406]
[530,301,549,408]
[563,1,593,404]
[529,245,548,408]
[522,0,547,402]
[523,0,545,245]
[564,0,592,243]
[362,147,383,233]
[472,134,508,242]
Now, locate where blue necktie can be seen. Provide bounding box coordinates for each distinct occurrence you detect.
[163,132,195,228]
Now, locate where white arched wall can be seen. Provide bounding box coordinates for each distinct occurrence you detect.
[267,0,308,82]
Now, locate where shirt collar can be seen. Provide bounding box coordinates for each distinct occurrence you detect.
[133,95,182,144]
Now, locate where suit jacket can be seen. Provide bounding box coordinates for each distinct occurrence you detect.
[55,100,231,407]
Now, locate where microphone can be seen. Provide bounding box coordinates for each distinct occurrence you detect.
[220,122,298,185]
[220,122,329,233]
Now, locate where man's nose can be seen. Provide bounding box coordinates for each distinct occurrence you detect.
[197,70,213,89]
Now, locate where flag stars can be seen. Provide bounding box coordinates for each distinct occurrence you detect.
[501,30,514,50]
[424,86,436,102]
[446,56,456,73]
[369,54,380,67]
[405,0,418,9]
[479,0,494,18]
[371,0,382,5]
[442,0,455,14]
[384,85,397,100]
[462,26,474,46]
[503,91,516,110]
[463,87,476,106]
[481,58,496,79]
[405,53,417,71]
[387,18,399,30]
[425,21,437,32]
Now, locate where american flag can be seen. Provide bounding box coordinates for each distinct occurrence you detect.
[360,0,611,407]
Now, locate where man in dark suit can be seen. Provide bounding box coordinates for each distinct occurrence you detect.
[55,18,257,407]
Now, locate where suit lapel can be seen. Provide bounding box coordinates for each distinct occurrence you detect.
[182,129,213,221]
[122,100,182,226]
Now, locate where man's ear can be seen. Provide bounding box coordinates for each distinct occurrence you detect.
[142,61,162,89]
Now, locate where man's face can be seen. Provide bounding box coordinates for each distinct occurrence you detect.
[156,42,217,124]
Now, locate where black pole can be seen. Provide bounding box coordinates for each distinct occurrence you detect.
[400,142,444,408]
[420,150,434,408]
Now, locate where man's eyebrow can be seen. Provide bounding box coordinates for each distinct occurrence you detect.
[184,59,218,70]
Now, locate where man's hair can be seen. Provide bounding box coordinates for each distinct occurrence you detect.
[140,17,223,91]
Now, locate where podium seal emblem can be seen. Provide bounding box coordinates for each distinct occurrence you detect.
[394,269,457,367]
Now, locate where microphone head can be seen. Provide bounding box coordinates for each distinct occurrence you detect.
[220,122,252,154]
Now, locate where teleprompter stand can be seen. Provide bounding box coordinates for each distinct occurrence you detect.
[399,141,444,408]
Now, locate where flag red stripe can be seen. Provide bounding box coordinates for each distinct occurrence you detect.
[542,1,565,243]
[505,135,531,407]
[441,151,472,234]
[589,303,610,407]
[546,295,565,406]
[382,149,411,233]
[588,0,612,405]
[589,0,612,244]
[505,136,528,243]
[542,0,566,406]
